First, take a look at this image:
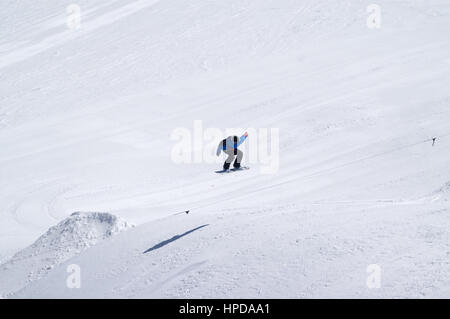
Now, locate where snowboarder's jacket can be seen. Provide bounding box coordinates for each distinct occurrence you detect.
[216,133,248,156]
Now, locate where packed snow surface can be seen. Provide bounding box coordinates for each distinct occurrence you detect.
[1,0,450,298]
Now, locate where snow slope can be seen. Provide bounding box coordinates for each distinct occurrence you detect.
[1,0,450,298]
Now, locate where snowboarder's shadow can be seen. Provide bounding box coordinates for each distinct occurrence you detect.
[143,224,209,253]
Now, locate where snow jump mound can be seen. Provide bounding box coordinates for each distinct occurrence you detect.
[0,212,133,296]
[15,212,134,264]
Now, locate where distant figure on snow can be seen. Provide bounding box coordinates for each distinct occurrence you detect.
[216,132,248,171]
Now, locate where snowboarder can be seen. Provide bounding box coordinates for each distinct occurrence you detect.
[216,132,248,170]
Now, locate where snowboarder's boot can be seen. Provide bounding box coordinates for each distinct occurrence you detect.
[223,161,231,170]
[233,161,241,169]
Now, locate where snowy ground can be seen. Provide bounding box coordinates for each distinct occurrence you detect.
[1,0,450,298]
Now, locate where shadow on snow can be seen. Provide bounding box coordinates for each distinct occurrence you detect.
[143,224,209,253]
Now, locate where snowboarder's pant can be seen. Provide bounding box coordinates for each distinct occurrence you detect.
[223,149,243,170]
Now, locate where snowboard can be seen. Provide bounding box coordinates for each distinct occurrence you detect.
[215,166,250,174]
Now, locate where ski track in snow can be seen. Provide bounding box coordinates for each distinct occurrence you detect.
[1,0,450,298]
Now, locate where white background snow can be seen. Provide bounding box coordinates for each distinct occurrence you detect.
[0,0,450,298]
